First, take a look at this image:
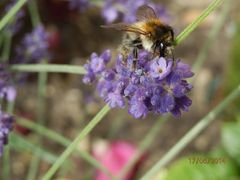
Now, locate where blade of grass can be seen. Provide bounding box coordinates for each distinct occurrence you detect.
[25,3,46,178]
[141,85,240,180]
[3,145,10,180]
[42,104,110,180]
[192,0,230,73]
[16,117,113,178]
[27,0,40,27]
[175,0,224,45]
[9,133,57,163]
[1,31,12,62]
[27,63,48,180]
[0,0,27,31]
[0,33,3,49]
[10,64,86,74]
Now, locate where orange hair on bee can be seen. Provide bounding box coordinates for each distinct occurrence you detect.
[142,19,163,35]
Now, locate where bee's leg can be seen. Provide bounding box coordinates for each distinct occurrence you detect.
[171,50,175,61]
[132,47,138,71]
[159,42,165,57]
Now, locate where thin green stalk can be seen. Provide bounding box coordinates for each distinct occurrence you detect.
[27,64,48,180]
[25,2,43,178]
[141,85,240,180]
[27,0,41,27]
[10,64,86,74]
[10,133,74,172]
[192,0,230,72]
[42,104,111,180]
[1,32,12,62]
[3,145,10,180]
[6,101,15,114]
[16,117,113,178]
[2,100,15,180]
[175,0,224,45]
[90,0,104,6]
[0,33,3,49]
[0,0,27,31]
[9,133,57,163]
[117,115,169,180]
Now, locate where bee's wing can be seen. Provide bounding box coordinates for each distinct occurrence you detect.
[101,23,148,35]
[136,5,157,21]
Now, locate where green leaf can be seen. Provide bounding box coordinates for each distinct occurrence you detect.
[221,122,240,165]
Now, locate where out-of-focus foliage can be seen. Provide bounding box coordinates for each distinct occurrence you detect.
[164,117,240,180]
[227,21,240,93]
[221,118,240,166]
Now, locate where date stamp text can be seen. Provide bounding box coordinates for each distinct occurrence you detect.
[188,157,228,164]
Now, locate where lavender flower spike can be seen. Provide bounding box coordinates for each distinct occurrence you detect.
[68,0,90,12]
[83,50,194,119]
[14,24,49,64]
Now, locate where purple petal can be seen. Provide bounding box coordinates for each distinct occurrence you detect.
[105,92,125,108]
[128,99,148,119]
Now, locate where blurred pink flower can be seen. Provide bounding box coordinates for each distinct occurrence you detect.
[93,140,141,180]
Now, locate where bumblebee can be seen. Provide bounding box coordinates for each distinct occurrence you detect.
[102,5,174,69]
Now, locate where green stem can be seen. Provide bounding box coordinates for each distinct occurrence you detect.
[42,104,110,180]
[9,133,57,163]
[192,0,230,72]
[26,65,48,180]
[21,1,42,177]
[3,145,10,180]
[175,0,224,45]
[1,31,12,62]
[10,64,86,74]
[27,0,41,27]
[0,33,3,49]
[117,115,169,180]
[89,0,104,6]
[16,117,113,178]
[141,85,240,180]
[0,0,27,31]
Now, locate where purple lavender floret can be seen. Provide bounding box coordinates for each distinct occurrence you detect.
[14,24,49,64]
[83,50,194,119]
[150,57,173,80]
[0,110,15,156]
[102,0,170,23]
[68,0,90,12]
[83,50,112,84]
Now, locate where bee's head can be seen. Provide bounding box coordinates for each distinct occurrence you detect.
[152,25,174,57]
